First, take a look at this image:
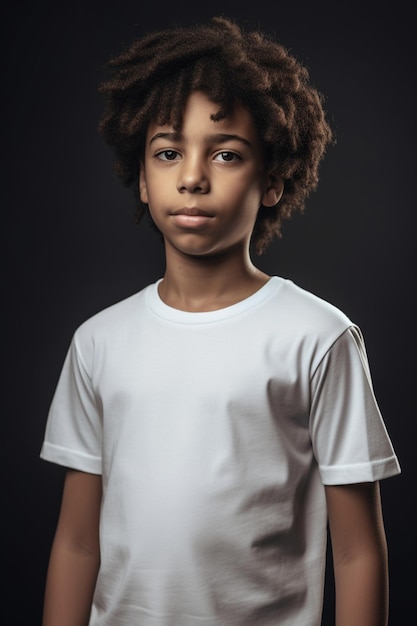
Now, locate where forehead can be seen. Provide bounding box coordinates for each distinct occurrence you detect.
[146,91,261,144]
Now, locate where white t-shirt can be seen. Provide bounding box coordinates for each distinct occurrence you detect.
[40,276,400,625]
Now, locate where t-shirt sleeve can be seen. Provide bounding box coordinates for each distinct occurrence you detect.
[40,332,102,474]
[309,325,400,485]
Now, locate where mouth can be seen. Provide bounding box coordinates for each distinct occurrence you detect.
[170,207,214,229]
[171,207,214,217]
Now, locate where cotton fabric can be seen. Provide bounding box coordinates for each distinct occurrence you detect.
[41,276,400,625]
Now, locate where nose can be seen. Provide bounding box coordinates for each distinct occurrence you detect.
[177,155,210,194]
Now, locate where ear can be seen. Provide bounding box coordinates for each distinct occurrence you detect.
[139,162,148,204]
[261,172,284,207]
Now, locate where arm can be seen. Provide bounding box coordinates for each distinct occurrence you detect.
[325,481,389,626]
[42,469,102,626]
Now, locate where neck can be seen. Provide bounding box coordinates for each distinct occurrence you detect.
[159,244,269,312]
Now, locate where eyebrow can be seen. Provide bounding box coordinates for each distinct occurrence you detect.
[149,132,252,148]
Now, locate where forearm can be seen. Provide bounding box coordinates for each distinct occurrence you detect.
[42,542,100,626]
[326,482,390,626]
[333,547,389,626]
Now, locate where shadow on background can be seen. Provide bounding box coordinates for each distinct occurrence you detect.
[3,1,415,623]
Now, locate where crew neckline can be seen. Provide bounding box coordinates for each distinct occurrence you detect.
[146,276,284,324]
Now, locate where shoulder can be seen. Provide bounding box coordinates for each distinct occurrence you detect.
[270,276,352,333]
[263,277,356,370]
[72,282,155,348]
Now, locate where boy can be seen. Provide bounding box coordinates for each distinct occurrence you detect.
[40,16,400,626]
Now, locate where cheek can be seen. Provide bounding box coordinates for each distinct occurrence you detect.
[146,189,169,227]
[232,181,264,213]
[145,187,166,213]
[141,168,172,208]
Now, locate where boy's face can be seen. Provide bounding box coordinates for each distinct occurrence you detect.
[139,91,280,259]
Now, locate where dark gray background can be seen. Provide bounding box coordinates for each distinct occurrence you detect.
[3,1,415,623]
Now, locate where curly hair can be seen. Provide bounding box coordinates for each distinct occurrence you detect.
[98,16,333,254]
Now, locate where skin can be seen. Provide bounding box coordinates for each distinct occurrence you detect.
[326,482,389,626]
[42,91,389,626]
[139,91,283,311]
[42,471,101,626]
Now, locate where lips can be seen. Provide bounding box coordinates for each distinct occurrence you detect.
[170,207,214,228]
[171,207,213,217]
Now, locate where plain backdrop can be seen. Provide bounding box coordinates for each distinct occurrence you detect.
[3,1,415,623]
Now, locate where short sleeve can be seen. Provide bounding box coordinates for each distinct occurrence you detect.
[40,333,103,474]
[310,326,400,485]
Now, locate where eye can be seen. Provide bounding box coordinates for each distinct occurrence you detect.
[214,151,241,163]
[156,150,180,161]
